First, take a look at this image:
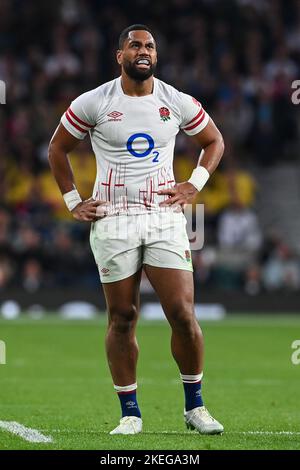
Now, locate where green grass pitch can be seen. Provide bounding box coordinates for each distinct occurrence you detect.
[0,314,299,450]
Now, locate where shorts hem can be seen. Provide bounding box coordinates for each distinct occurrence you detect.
[100,266,142,283]
[143,262,193,272]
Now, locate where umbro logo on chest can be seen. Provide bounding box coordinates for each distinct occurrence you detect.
[107,111,123,122]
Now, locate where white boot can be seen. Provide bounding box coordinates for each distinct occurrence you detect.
[110,416,143,435]
[184,406,224,434]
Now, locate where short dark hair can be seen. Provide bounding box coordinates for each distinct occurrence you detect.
[118,24,154,49]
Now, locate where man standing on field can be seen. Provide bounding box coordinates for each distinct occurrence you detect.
[48,24,224,435]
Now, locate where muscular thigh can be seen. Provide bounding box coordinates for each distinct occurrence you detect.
[102,268,142,322]
[143,265,194,321]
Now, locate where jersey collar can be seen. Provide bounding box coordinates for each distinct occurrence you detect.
[117,76,157,98]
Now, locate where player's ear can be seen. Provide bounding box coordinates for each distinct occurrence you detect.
[116,50,123,65]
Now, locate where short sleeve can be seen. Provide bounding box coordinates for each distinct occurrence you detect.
[179,92,210,136]
[61,91,98,140]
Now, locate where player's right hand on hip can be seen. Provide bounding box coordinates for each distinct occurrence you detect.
[71,198,108,222]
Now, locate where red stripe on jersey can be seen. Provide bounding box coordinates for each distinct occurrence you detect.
[184,111,206,131]
[150,179,153,203]
[101,168,113,201]
[65,111,88,133]
[68,107,94,128]
[184,108,203,127]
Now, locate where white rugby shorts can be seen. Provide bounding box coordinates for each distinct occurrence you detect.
[90,211,193,283]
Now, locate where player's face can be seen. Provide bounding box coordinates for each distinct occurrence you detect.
[117,30,157,81]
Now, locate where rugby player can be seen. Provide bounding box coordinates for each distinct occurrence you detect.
[48,24,224,435]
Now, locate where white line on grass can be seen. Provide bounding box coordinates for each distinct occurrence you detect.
[233,431,300,436]
[41,428,300,437]
[144,430,300,436]
[0,421,53,443]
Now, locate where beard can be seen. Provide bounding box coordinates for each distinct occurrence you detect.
[123,58,157,81]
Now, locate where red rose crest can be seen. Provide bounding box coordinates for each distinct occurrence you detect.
[159,107,171,122]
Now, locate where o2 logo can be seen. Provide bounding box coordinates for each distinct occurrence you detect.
[127,133,159,163]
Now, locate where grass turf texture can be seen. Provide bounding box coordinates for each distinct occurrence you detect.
[0,315,299,450]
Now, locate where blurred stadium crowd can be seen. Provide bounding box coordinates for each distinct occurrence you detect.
[0,0,300,295]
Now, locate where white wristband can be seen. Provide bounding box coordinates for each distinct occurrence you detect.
[188,166,210,192]
[63,189,82,212]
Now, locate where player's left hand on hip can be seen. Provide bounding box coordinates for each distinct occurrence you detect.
[158,182,198,207]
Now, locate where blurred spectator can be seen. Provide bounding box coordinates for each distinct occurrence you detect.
[0,256,14,290]
[22,259,43,293]
[262,243,300,291]
[212,197,262,290]
[44,37,81,79]
[217,202,262,251]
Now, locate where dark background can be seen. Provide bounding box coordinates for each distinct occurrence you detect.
[0,0,299,311]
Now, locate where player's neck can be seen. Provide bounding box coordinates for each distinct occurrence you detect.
[120,74,154,97]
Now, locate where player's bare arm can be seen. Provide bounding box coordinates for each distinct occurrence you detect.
[158,118,224,207]
[48,124,107,222]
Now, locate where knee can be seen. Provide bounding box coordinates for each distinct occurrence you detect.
[108,304,138,334]
[169,303,199,335]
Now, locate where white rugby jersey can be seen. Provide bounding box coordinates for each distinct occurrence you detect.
[61,76,209,215]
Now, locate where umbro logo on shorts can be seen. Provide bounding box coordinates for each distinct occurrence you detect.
[100,267,110,275]
[107,111,123,121]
